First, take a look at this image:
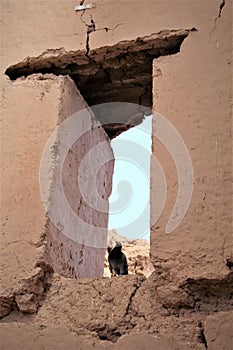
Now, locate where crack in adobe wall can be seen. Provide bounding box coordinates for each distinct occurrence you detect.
[211,0,226,34]
[124,277,145,317]
[197,321,208,349]
[79,10,123,57]
[80,11,96,56]
[216,0,225,20]
[86,276,145,342]
[5,28,196,138]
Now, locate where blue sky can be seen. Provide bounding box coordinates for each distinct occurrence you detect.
[108,116,152,241]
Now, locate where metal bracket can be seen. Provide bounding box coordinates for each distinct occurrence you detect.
[75,4,96,11]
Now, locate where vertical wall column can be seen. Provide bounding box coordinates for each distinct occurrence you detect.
[150,15,232,283]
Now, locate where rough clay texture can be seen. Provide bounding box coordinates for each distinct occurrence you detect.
[46,76,114,279]
[204,311,233,350]
[0,73,114,315]
[1,0,232,349]
[150,0,232,284]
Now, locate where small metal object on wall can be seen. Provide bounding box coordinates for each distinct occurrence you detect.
[75,4,96,11]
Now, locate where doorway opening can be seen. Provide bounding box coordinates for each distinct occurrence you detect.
[105,116,154,277]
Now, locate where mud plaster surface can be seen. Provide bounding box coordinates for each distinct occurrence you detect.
[1,0,232,349]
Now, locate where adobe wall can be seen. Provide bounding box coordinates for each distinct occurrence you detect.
[45,76,114,279]
[150,1,232,283]
[1,72,114,314]
[1,0,232,349]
